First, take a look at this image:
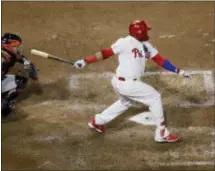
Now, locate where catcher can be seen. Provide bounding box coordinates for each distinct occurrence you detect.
[1,33,38,116]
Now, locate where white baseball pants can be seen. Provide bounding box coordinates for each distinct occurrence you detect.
[2,75,17,93]
[95,76,168,139]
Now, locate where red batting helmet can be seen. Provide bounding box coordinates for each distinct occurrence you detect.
[129,20,152,41]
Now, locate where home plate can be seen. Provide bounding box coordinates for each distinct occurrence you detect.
[129,112,156,125]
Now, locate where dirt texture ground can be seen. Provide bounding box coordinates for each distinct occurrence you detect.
[2,1,215,170]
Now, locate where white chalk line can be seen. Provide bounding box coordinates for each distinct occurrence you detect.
[24,100,107,111]
[179,99,214,107]
[159,34,176,39]
[203,71,215,93]
[69,70,213,79]
[157,161,215,166]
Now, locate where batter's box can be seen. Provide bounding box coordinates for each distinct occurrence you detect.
[69,69,214,126]
[69,69,214,108]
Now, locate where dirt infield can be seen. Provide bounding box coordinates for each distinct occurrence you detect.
[2,1,215,170]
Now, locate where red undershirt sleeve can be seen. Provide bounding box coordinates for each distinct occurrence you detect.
[152,53,179,73]
[84,47,115,64]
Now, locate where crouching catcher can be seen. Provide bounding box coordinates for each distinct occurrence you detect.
[1,33,38,116]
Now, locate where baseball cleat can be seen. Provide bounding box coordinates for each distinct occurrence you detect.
[88,117,105,133]
[155,133,180,143]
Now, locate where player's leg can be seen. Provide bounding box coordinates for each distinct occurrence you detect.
[121,80,179,142]
[1,75,18,116]
[1,74,28,117]
[88,96,133,132]
[95,97,133,123]
[88,77,133,132]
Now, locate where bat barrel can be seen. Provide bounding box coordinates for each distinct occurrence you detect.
[30,49,74,65]
[30,49,49,58]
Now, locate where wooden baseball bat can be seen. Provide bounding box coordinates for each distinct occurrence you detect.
[30,49,74,65]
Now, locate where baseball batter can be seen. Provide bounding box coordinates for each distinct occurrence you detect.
[74,20,191,143]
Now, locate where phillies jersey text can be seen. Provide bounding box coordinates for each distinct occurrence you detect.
[111,35,158,79]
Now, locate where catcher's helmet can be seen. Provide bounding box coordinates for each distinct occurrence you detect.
[129,20,152,41]
[2,33,23,55]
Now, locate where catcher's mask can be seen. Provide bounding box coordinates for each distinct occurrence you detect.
[2,33,24,55]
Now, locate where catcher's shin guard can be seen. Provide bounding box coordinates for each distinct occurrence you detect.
[1,90,18,117]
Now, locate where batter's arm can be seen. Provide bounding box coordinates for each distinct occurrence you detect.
[151,53,180,73]
[84,48,115,64]
[151,54,191,79]
[73,48,115,69]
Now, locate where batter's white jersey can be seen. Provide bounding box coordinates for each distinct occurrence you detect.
[111,35,158,79]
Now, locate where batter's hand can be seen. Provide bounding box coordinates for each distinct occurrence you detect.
[74,59,86,69]
[178,70,192,80]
